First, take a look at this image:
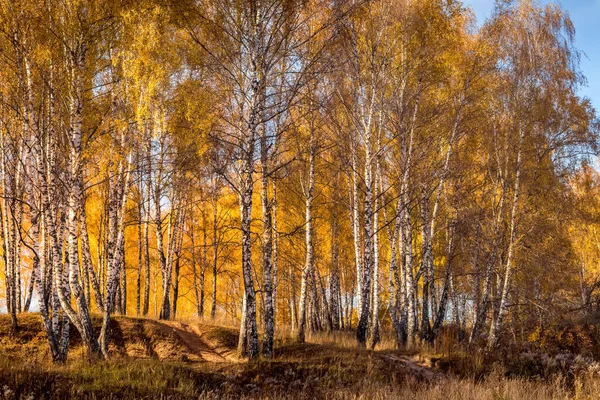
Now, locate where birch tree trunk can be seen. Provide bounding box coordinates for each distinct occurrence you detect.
[236,69,260,360]
[154,134,171,320]
[120,228,127,315]
[260,121,275,357]
[401,195,416,347]
[0,130,19,333]
[172,220,184,319]
[297,124,315,343]
[357,124,374,347]
[238,292,248,356]
[350,141,363,321]
[487,127,524,348]
[431,221,456,341]
[200,206,207,317]
[369,148,382,349]
[136,187,143,316]
[330,216,341,331]
[31,211,62,361]
[189,218,201,317]
[272,176,279,322]
[142,138,152,316]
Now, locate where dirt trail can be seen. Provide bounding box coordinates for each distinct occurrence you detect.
[148,320,440,379]
[164,321,238,362]
[381,353,444,382]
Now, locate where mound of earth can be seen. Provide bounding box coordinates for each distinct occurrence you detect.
[0,313,239,363]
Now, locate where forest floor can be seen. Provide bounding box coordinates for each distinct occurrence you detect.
[1,314,600,399]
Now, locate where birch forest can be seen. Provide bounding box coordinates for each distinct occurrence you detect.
[1,0,600,398]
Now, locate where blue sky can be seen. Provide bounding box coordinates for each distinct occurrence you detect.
[464,0,599,114]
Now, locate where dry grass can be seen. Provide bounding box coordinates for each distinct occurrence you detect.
[326,373,600,400]
[2,314,600,399]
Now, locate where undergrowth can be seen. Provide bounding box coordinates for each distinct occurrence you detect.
[3,314,600,399]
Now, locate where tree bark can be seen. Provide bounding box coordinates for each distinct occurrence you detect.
[260,118,275,357]
[297,125,315,343]
[488,127,524,348]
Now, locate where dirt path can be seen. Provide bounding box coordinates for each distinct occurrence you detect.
[380,353,444,382]
[164,321,238,362]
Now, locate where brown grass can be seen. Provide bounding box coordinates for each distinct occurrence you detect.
[1,314,600,399]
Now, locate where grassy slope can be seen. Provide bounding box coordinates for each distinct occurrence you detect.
[0,314,599,399]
